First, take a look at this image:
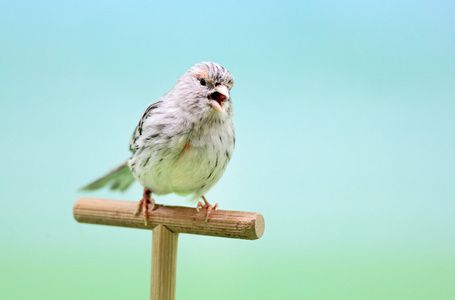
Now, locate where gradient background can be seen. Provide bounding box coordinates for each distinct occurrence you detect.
[1,1,454,299]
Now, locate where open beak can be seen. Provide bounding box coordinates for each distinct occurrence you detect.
[209,85,230,112]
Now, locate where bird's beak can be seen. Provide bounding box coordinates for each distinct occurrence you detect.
[209,85,230,113]
[216,85,230,100]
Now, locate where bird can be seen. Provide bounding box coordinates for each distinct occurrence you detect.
[81,62,235,225]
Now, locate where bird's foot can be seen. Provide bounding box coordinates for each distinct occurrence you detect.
[196,195,218,222]
[134,189,156,225]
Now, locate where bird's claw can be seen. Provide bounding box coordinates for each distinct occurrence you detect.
[135,189,155,226]
[197,196,218,222]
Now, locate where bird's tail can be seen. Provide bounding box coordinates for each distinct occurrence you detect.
[79,160,136,192]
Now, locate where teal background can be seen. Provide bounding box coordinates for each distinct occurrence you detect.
[1,1,454,299]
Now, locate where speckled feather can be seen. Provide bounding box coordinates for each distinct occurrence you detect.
[82,62,235,202]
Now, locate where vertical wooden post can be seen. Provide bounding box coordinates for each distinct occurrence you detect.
[151,225,179,300]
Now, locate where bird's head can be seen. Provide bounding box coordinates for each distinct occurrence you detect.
[173,62,234,118]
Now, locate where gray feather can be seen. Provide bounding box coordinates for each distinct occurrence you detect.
[79,161,135,192]
[81,62,235,199]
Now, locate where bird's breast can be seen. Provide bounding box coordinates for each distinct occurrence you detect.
[131,119,234,196]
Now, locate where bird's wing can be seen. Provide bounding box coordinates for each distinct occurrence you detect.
[79,160,135,192]
[129,100,163,154]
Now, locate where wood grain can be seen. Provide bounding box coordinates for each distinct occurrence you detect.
[151,225,178,300]
[73,197,265,240]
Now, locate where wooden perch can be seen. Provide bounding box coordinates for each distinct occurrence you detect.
[74,197,264,240]
[73,197,264,300]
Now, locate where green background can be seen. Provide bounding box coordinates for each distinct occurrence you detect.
[1,1,454,299]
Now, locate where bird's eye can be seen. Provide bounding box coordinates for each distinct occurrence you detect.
[199,78,206,86]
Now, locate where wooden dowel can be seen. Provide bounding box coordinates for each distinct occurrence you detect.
[151,225,178,300]
[73,197,264,240]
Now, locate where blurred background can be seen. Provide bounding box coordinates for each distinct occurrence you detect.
[1,1,454,299]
